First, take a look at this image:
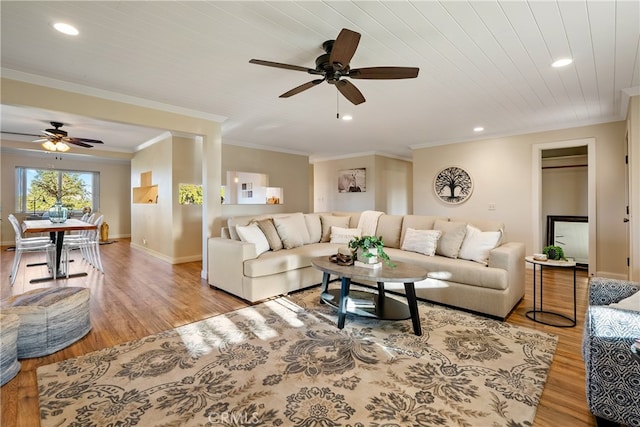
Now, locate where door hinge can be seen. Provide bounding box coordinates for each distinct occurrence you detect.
[625,155,629,164]
[628,257,631,267]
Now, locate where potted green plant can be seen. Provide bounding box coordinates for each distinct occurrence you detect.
[348,235,396,267]
[543,245,566,261]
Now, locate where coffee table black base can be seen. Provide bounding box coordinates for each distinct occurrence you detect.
[525,310,576,327]
[321,289,411,320]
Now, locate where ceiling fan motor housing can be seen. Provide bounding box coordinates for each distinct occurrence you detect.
[47,122,67,137]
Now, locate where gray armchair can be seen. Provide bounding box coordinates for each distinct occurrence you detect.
[582,277,640,427]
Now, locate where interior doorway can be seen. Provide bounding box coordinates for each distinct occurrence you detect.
[532,138,596,277]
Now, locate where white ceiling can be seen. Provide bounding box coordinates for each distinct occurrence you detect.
[1,1,639,160]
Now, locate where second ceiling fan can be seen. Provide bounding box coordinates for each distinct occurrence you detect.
[250,28,419,105]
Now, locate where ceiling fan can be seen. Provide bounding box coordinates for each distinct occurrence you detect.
[250,28,419,105]
[2,121,104,151]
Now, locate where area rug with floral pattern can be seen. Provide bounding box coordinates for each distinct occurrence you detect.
[38,285,557,426]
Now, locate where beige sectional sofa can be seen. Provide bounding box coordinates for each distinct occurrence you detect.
[208,211,525,319]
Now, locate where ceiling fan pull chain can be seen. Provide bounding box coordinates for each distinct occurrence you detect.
[336,89,340,119]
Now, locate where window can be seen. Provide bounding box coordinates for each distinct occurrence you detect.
[16,167,100,216]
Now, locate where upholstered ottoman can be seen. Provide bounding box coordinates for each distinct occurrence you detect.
[2,287,91,359]
[0,313,21,386]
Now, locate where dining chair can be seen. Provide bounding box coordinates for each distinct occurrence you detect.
[8,215,56,285]
[62,214,104,277]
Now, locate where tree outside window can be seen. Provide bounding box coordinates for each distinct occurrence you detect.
[17,168,98,215]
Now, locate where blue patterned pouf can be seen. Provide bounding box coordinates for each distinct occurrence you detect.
[2,287,91,359]
[0,313,21,386]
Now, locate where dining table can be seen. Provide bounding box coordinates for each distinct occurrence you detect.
[22,219,98,283]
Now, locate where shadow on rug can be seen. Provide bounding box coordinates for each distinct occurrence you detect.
[38,286,557,426]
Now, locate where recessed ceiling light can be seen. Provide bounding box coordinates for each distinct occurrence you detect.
[552,58,573,68]
[473,127,484,132]
[53,22,79,36]
[342,115,353,121]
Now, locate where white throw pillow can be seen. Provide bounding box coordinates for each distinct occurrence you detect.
[273,216,305,249]
[235,223,270,256]
[459,224,503,265]
[330,226,361,244]
[434,220,467,258]
[609,291,640,312]
[401,228,442,256]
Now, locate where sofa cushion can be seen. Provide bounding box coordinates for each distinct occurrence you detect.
[401,228,441,256]
[243,243,343,278]
[385,248,508,291]
[400,215,447,245]
[376,215,404,248]
[434,220,467,258]
[273,215,308,249]
[255,218,283,251]
[330,226,361,244]
[236,224,270,255]
[459,224,502,265]
[304,214,322,243]
[320,215,351,242]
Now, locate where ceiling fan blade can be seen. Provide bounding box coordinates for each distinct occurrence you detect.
[32,138,49,143]
[329,28,361,70]
[1,130,43,137]
[64,137,104,144]
[249,59,319,74]
[65,139,94,148]
[349,67,420,79]
[336,80,366,105]
[280,79,325,98]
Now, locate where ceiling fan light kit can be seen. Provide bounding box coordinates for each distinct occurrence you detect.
[250,28,419,106]
[41,140,70,152]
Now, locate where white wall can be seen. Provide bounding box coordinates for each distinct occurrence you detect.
[313,154,412,214]
[412,121,627,278]
[219,144,310,229]
[0,148,131,245]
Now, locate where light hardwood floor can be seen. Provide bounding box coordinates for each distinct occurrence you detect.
[1,239,594,426]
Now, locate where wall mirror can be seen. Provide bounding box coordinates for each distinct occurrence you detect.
[221,171,283,205]
[546,215,588,267]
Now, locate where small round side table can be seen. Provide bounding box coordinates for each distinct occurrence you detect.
[525,255,577,327]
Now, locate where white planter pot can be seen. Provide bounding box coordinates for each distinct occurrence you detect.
[356,248,379,264]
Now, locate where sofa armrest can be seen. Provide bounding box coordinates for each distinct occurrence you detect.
[207,237,258,299]
[488,242,524,271]
[588,277,640,306]
[488,242,525,302]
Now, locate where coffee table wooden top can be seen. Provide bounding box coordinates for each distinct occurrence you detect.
[312,256,428,283]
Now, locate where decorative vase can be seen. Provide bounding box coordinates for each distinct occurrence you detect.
[356,248,379,264]
[546,248,558,260]
[48,200,68,223]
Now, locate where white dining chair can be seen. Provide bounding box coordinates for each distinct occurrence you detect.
[8,214,56,285]
[62,214,104,277]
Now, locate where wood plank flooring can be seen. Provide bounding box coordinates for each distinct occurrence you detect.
[1,239,595,426]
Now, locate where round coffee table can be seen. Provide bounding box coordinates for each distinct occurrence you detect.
[311,256,428,335]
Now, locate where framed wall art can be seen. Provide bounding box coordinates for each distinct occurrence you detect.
[434,166,473,205]
[338,168,366,193]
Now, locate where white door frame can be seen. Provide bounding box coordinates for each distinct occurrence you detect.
[532,138,596,277]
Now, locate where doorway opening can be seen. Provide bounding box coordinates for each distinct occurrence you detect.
[532,138,596,277]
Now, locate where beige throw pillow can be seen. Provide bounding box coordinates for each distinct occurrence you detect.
[458,224,502,265]
[255,218,283,251]
[330,226,361,244]
[401,227,442,256]
[320,215,351,242]
[434,219,467,258]
[273,216,305,249]
[235,223,270,256]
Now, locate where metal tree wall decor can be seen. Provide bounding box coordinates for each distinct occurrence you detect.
[434,166,473,205]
